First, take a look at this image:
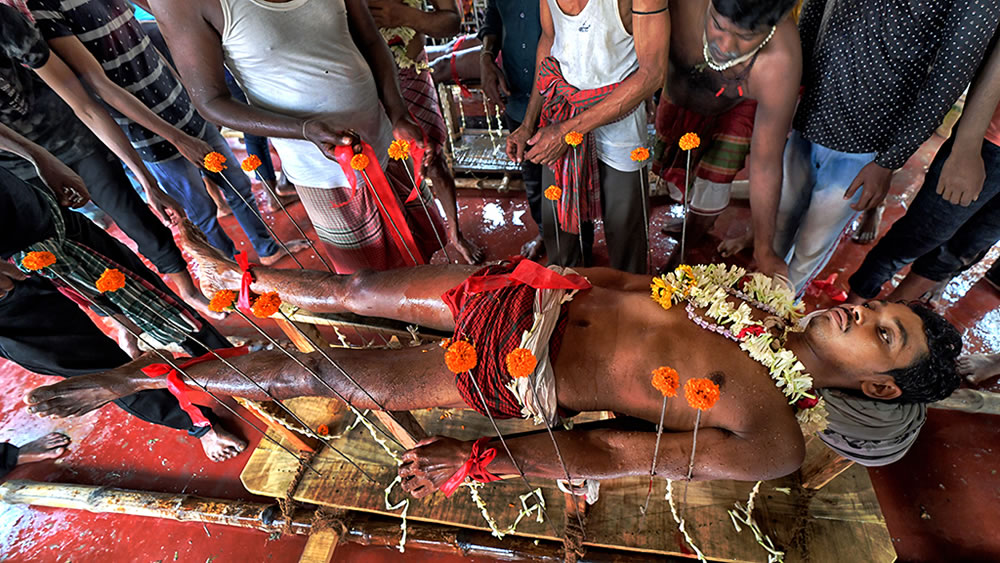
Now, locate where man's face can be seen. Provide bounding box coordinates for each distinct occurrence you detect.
[704,4,773,64]
[803,302,929,382]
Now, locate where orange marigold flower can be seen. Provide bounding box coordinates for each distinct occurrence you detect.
[444,340,477,373]
[350,153,370,171]
[95,268,126,293]
[251,291,282,318]
[505,348,538,379]
[388,139,410,161]
[630,147,650,162]
[651,366,680,397]
[209,289,237,313]
[684,378,720,410]
[316,424,330,436]
[678,132,701,151]
[20,251,56,271]
[241,155,262,172]
[564,131,583,147]
[544,185,562,201]
[439,337,452,349]
[203,151,228,173]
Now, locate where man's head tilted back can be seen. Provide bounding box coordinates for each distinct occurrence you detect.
[802,302,963,403]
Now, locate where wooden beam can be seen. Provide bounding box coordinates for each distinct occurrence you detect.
[931,388,1000,414]
[298,529,341,563]
[799,435,855,490]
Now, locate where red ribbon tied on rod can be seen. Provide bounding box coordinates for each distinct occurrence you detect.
[141,346,250,428]
[439,437,502,497]
[235,251,254,313]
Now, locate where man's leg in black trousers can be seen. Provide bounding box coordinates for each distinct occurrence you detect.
[540,166,595,267]
[599,161,647,274]
[910,189,1000,283]
[506,116,545,258]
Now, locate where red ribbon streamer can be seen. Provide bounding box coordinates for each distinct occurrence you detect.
[235,251,254,313]
[439,437,502,497]
[141,346,250,428]
[405,142,427,204]
[333,142,424,267]
[807,273,848,303]
[735,325,766,339]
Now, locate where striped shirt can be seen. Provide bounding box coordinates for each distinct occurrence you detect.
[28,0,207,163]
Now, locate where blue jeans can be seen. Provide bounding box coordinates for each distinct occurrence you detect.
[773,130,877,294]
[145,125,278,259]
[849,137,1000,298]
[224,70,278,184]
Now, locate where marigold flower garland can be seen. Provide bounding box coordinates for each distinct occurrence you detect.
[95,268,126,293]
[203,151,227,173]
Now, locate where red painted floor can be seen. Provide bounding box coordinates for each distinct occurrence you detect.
[1,135,998,562]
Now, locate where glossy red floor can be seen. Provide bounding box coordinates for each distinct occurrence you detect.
[1,135,997,562]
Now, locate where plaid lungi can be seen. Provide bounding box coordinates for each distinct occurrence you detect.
[443,261,571,419]
[651,98,757,197]
[399,52,448,150]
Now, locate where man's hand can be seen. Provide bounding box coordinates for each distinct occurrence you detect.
[392,115,437,170]
[480,53,510,115]
[303,117,361,161]
[0,262,28,300]
[505,123,535,164]
[399,436,470,499]
[170,133,214,168]
[146,185,185,224]
[753,248,789,280]
[937,148,986,206]
[367,0,406,29]
[33,152,90,208]
[525,124,570,166]
[844,162,893,211]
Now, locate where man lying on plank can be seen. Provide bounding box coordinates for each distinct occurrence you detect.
[25,221,962,497]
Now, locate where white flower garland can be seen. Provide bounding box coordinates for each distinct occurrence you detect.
[652,264,828,432]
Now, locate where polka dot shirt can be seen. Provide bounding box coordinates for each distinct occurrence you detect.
[794,0,1000,170]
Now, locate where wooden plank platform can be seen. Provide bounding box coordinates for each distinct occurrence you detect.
[241,397,894,562]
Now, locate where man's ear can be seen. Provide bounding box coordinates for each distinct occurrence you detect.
[860,376,902,401]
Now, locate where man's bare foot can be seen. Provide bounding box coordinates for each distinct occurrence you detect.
[25,352,161,418]
[199,425,247,462]
[275,172,297,197]
[181,289,226,321]
[659,215,684,235]
[257,185,299,214]
[520,235,545,261]
[260,239,311,266]
[177,220,243,298]
[718,230,754,258]
[958,353,1000,385]
[450,235,484,264]
[16,433,70,465]
[852,204,885,244]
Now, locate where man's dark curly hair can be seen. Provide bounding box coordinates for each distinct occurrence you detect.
[711,0,798,31]
[885,304,963,403]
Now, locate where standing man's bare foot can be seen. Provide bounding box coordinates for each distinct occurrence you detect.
[165,271,226,321]
[260,239,311,266]
[520,235,545,261]
[852,203,885,244]
[199,424,247,462]
[275,172,297,197]
[177,220,243,297]
[15,433,70,465]
[450,235,484,264]
[257,184,299,214]
[958,353,1000,385]
[718,230,754,258]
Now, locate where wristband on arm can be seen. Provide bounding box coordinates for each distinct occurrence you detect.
[439,437,502,496]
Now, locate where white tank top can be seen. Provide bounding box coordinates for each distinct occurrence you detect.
[547,0,644,172]
[220,0,394,189]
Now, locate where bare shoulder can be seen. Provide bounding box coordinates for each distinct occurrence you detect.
[749,18,802,100]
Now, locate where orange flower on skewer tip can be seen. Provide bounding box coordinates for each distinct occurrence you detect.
[203,152,228,173]
[20,251,56,271]
[241,155,262,172]
[209,289,238,313]
[678,133,701,151]
[444,340,477,374]
[350,153,370,171]
[388,139,410,161]
[95,268,126,293]
[544,185,562,201]
[564,131,583,147]
[630,147,650,162]
[684,378,720,410]
[251,291,282,318]
[316,424,330,436]
[505,348,538,379]
[651,366,680,397]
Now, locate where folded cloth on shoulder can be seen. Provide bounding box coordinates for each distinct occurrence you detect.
[817,389,926,467]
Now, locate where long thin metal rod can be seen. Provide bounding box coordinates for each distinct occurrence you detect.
[640,395,668,516]
[277,310,415,449]
[533,393,587,539]
[681,151,691,263]
[639,166,651,274]
[550,200,561,259]
[573,148,585,261]
[216,175,305,269]
[254,171,335,274]
[233,309,405,451]
[463,369,561,539]
[47,271,321,477]
[360,170,419,266]
[401,164,452,263]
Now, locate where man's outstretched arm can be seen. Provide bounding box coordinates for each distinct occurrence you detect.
[368,0,462,38]
[400,425,805,498]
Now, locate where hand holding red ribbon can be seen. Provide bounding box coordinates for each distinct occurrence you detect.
[439,437,502,497]
[141,346,249,428]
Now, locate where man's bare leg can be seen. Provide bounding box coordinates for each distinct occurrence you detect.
[178,220,478,331]
[426,159,484,265]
